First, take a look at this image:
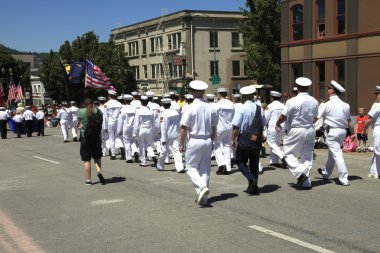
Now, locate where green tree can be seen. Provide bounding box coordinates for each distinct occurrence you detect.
[238,0,281,90]
[40,31,136,103]
[0,50,31,102]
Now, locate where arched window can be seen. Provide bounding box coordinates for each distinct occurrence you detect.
[292,4,303,41]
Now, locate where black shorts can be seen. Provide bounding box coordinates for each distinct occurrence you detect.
[357,133,368,141]
[80,136,102,161]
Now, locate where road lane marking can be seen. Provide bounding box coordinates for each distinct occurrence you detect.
[248,225,336,253]
[0,210,45,253]
[33,156,60,164]
[91,199,124,206]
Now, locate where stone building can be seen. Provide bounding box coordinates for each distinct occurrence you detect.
[111,10,255,95]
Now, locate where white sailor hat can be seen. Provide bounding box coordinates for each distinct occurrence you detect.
[375,85,380,93]
[185,94,194,99]
[153,96,158,100]
[240,85,256,95]
[232,94,241,98]
[140,95,148,101]
[0,107,5,110]
[161,98,172,104]
[25,105,31,109]
[270,91,282,97]
[217,87,228,93]
[162,93,170,98]
[206,94,215,99]
[117,96,123,100]
[146,91,154,97]
[131,91,139,96]
[98,96,107,101]
[70,101,76,104]
[189,80,208,91]
[329,80,345,93]
[61,101,68,105]
[108,90,117,96]
[169,91,176,95]
[293,87,298,92]
[295,77,312,87]
[123,94,133,100]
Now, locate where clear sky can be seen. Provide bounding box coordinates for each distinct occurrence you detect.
[0,0,246,53]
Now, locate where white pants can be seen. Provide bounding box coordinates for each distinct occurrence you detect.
[267,129,285,164]
[185,137,212,194]
[139,130,155,165]
[122,129,134,161]
[214,129,232,171]
[320,128,349,184]
[101,129,109,156]
[71,119,78,138]
[157,138,184,172]
[370,127,380,176]
[284,127,315,185]
[107,123,118,156]
[60,120,69,141]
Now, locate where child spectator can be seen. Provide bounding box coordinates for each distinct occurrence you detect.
[356,107,369,152]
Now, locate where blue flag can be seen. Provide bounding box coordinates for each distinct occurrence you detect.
[62,61,85,86]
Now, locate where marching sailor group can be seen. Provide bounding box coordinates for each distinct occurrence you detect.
[102,77,380,205]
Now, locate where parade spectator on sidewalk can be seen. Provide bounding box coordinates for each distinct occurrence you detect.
[356,107,369,152]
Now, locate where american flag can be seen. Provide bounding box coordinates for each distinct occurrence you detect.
[85,60,116,91]
[14,85,24,102]
[0,83,4,107]
[7,76,17,102]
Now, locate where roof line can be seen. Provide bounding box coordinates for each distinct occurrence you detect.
[111,9,242,32]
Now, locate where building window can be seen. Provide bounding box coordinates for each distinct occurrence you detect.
[135,66,140,80]
[335,60,345,85]
[232,61,240,76]
[167,32,181,50]
[243,61,248,76]
[336,0,346,35]
[210,61,219,76]
[143,65,148,79]
[210,31,218,48]
[128,41,139,56]
[150,38,155,53]
[231,32,240,47]
[316,62,325,101]
[151,65,156,79]
[142,39,146,55]
[316,0,325,38]
[291,4,303,41]
[292,63,303,86]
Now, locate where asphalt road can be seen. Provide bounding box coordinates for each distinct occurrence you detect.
[0,127,379,253]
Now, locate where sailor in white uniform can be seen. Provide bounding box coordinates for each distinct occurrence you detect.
[265,91,286,165]
[104,90,122,160]
[180,80,218,206]
[117,94,136,163]
[131,91,141,109]
[362,85,380,179]
[69,101,79,141]
[157,98,184,172]
[317,81,356,186]
[56,102,72,142]
[276,77,319,188]
[133,96,156,166]
[97,97,108,156]
[169,91,181,114]
[214,87,235,175]
[146,91,162,153]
